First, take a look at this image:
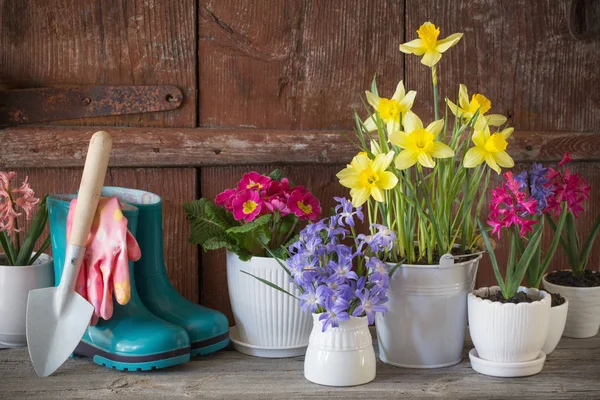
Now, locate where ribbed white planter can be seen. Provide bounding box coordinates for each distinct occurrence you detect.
[304,315,376,386]
[0,254,54,347]
[226,251,312,351]
[468,286,551,363]
[542,298,569,355]
[543,273,600,339]
[375,254,480,368]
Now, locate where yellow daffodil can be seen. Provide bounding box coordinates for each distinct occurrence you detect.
[463,127,515,174]
[447,84,507,129]
[337,151,398,207]
[389,111,454,169]
[363,80,416,133]
[400,22,463,67]
[370,139,383,156]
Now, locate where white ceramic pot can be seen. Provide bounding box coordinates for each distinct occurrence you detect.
[542,298,569,355]
[304,314,376,386]
[226,251,312,350]
[543,273,600,338]
[468,286,551,363]
[375,254,480,368]
[0,253,54,347]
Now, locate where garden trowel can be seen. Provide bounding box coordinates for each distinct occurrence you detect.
[26,130,113,377]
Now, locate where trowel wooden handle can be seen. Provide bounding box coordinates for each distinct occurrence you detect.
[69,131,113,247]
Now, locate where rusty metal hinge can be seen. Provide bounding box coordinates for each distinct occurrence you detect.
[0,85,183,125]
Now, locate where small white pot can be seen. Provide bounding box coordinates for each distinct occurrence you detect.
[542,297,569,355]
[543,273,600,338]
[304,314,376,386]
[468,286,551,363]
[376,254,480,368]
[226,251,312,349]
[0,253,54,347]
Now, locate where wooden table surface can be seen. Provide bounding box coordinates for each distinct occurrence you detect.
[1,334,598,400]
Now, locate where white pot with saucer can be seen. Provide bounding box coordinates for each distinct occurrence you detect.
[226,251,312,357]
[467,286,551,377]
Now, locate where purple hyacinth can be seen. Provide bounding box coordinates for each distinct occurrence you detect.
[514,163,555,212]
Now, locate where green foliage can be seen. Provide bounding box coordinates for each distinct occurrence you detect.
[478,218,544,300]
[357,77,490,264]
[268,169,286,182]
[184,199,279,261]
[0,196,50,266]
[548,210,600,277]
[525,202,568,288]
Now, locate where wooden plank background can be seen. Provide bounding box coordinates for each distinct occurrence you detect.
[1,0,598,323]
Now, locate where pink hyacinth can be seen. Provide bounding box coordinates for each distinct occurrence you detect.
[0,171,40,235]
[12,177,39,219]
[545,153,590,218]
[487,172,539,239]
[231,189,262,222]
[288,189,321,222]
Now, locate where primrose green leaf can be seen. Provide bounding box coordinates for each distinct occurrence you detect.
[269,169,286,181]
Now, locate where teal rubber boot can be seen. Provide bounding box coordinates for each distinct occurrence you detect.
[101,187,230,356]
[47,195,191,371]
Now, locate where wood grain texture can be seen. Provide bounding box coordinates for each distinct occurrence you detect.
[200,165,347,322]
[2,126,599,168]
[199,0,303,129]
[0,0,196,127]
[297,0,404,129]
[404,0,600,132]
[0,334,599,399]
[476,162,600,289]
[8,168,199,302]
[199,0,406,130]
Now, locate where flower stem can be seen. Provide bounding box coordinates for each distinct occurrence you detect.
[279,218,298,248]
[432,65,439,121]
[8,191,21,254]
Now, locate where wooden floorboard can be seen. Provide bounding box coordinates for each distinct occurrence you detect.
[0,334,598,399]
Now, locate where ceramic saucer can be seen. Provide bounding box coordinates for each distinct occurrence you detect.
[229,326,307,358]
[469,349,546,377]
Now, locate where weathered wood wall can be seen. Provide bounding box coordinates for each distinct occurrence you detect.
[1,0,598,322]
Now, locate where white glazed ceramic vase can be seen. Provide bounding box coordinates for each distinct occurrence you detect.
[226,251,312,348]
[304,314,376,386]
[375,255,480,368]
[542,298,569,355]
[468,286,551,363]
[0,253,54,347]
[543,273,600,338]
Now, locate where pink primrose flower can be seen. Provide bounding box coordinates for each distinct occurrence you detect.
[215,188,238,212]
[232,189,262,222]
[288,189,321,222]
[237,172,272,192]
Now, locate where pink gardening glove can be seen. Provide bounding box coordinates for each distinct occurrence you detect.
[66,197,141,325]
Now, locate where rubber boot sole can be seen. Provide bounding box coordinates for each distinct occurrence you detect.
[74,341,191,371]
[190,332,230,357]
